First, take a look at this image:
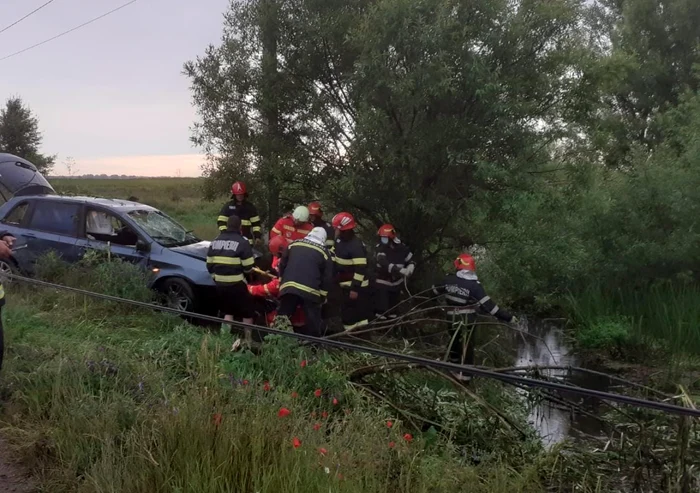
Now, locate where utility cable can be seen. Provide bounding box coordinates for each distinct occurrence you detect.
[0,0,57,36]
[0,0,138,62]
[6,272,700,418]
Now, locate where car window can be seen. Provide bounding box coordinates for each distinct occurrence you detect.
[28,201,80,236]
[3,202,29,225]
[85,209,139,247]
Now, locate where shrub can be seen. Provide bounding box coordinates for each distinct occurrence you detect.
[576,317,631,351]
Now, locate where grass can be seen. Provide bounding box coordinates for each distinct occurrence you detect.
[52,178,221,240]
[567,283,700,359]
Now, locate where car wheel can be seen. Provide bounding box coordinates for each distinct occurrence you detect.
[0,258,16,285]
[160,278,196,313]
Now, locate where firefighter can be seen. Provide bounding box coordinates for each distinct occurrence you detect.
[270,205,314,244]
[247,235,305,330]
[217,181,262,246]
[274,227,334,337]
[207,215,256,345]
[308,201,335,249]
[432,253,517,379]
[374,224,415,319]
[331,212,370,331]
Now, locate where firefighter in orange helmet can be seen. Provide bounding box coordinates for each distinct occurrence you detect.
[374,224,414,319]
[432,253,517,380]
[217,181,262,247]
[308,201,335,249]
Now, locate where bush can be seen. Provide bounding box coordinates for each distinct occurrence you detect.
[576,317,631,350]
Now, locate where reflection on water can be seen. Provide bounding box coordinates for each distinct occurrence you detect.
[514,321,608,447]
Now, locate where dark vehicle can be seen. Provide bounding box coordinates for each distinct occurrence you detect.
[0,194,218,312]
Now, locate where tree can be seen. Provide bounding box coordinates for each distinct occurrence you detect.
[63,156,79,177]
[0,97,55,174]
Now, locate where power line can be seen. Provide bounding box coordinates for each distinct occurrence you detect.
[0,0,58,36]
[7,272,700,418]
[0,0,138,63]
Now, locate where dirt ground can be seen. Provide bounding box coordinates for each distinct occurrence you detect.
[0,438,35,493]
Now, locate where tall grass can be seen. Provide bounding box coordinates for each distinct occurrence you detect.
[568,283,700,357]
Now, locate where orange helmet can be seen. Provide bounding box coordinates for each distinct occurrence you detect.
[308,201,323,216]
[231,181,247,195]
[454,253,476,271]
[377,224,396,239]
[332,212,356,231]
[269,235,288,256]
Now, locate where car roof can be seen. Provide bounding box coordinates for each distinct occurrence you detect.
[10,194,158,212]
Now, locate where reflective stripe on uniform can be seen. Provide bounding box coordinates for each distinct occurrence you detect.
[289,241,329,259]
[219,225,227,231]
[445,294,466,304]
[352,258,367,265]
[280,281,326,298]
[283,225,295,231]
[340,280,369,288]
[446,308,475,315]
[271,227,281,234]
[242,257,255,267]
[217,215,229,222]
[376,278,403,287]
[0,284,5,300]
[405,252,413,262]
[213,273,245,283]
[353,273,365,282]
[252,226,262,232]
[207,256,242,265]
[241,219,252,226]
[479,296,491,304]
[490,305,500,315]
[334,257,353,266]
[250,216,261,223]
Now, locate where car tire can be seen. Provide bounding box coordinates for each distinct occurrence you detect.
[0,258,17,285]
[159,277,196,313]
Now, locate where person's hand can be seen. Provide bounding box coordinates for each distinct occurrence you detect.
[0,241,12,259]
[399,267,409,277]
[254,237,263,248]
[349,290,358,301]
[406,264,415,277]
[2,235,16,248]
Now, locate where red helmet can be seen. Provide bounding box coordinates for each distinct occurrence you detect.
[269,235,287,256]
[454,253,476,271]
[377,224,396,239]
[231,181,247,195]
[308,201,323,215]
[332,212,356,231]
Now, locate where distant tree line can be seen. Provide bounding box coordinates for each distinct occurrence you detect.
[186,0,700,302]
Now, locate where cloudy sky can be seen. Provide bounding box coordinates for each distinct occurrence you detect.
[0,0,230,176]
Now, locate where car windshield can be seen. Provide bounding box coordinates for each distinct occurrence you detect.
[127,210,198,247]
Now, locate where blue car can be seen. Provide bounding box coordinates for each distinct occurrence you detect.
[0,153,219,314]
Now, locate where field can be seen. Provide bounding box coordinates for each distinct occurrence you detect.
[52,178,221,240]
[0,178,697,492]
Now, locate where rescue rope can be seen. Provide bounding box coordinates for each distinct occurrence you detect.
[6,273,700,418]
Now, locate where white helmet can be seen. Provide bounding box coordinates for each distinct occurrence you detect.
[306,226,327,245]
[292,205,309,222]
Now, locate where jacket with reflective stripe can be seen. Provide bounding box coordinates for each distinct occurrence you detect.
[278,239,334,303]
[432,273,512,321]
[312,218,335,249]
[206,231,255,285]
[333,235,369,290]
[270,215,314,243]
[375,241,414,289]
[217,199,262,243]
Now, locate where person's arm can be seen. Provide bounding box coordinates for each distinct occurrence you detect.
[321,252,333,299]
[278,247,290,278]
[431,278,445,297]
[471,283,514,322]
[249,204,262,240]
[241,242,255,275]
[350,242,367,292]
[206,246,215,275]
[269,218,284,240]
[217,204,229,231]
[249,278,279,297]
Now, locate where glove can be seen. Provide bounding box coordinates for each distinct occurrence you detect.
[405,264,415,277]
[510,316,519,325]
[399,267,410,277]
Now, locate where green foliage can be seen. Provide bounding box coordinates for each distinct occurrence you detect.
[0,96,55,174]
[576,316,631,350]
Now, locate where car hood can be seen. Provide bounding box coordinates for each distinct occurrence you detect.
[169,241,210,260]
[169,240,264,261]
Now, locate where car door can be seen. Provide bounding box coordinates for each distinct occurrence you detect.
[12,199,82,272]
[78,207,149,268]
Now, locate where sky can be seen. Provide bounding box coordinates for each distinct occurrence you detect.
[0,0,230,176]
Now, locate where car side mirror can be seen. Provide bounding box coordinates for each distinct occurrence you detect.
[136,240,151,253]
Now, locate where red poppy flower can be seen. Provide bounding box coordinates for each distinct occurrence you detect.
[212,413,222,427]
[278,407,291,418]
[321,411,328,418]
[318,447,328,456]
[313,423,322,431]
[403,433,413,443]
[332,398,339,406]
[388,441,396,448]
[314,388,322,398]
[300,360,308,368]
[242,379,249,386]
[292,437,302,448]
[387,421,393,428]
[263,381,271,391]
[291,392,299,398]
